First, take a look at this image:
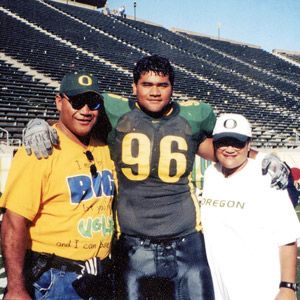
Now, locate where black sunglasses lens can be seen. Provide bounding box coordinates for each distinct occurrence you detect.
[68,94,102,110]
[88,97,102,110]
[236,141,246,148]
[215,139,246,149]
[70,98,85,110]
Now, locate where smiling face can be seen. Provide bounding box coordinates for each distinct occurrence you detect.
[56,93,99,144]
[214,137,251,177]
[133,71,173,114]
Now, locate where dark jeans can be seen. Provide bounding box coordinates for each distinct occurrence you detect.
[112,231,215,300]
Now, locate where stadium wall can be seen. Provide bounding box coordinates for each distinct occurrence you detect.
[0,146,14,194]
[171,27,261,49]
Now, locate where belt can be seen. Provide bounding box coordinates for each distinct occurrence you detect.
[50,255,85,274]
[29,251,85,274]
[120,233,184,246]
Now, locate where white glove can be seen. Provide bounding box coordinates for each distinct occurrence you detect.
[261,154,290,189]
[23,119,59,159]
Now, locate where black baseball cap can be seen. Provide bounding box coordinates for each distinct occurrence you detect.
[59,72,102,97]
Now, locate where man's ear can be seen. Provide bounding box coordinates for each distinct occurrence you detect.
[55,94,63,112]
[132,83,137,95]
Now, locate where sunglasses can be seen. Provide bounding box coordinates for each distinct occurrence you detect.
[214,138,248,150]
[85,150,98,178]
[61,93,102,110]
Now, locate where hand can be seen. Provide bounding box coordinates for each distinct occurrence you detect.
[275,288,297,300]
[23,118,59,159]
[262,154,290,189]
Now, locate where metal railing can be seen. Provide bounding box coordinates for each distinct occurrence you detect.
[0,128,9,147]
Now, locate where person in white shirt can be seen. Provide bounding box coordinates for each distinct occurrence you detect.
[201,113,300,300]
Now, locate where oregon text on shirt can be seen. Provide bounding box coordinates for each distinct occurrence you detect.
[200,197,245,209]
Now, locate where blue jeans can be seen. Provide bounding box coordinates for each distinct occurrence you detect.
[32,268,84,300]
[112,231,215,300]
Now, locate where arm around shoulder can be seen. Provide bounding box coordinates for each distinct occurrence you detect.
[195,102,216,161]
[23,118,59,159]
[197,137,216,162]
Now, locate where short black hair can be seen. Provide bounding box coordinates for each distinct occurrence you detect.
[133,55,175,87]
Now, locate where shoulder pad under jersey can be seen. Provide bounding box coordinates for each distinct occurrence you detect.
[101,93,132,129]
[178,100,216,136]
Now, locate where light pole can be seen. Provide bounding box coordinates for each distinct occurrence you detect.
[217,22,221,40]
[134,1,136,20]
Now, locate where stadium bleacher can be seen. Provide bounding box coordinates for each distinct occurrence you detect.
[0,0,299,148]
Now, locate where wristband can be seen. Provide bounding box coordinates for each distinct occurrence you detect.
[279,281,298,292]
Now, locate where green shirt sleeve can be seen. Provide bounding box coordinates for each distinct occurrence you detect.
[102,93,132,130]
[178,100,216,137]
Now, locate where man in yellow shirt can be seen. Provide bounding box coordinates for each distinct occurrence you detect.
[0,72,116,300]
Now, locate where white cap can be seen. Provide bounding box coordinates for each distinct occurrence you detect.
[213,113,252,142]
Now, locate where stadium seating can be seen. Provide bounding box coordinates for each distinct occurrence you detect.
[0,0,299,148]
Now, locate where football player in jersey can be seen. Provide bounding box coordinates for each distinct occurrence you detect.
[0,72,116,300]
[22,55,289,300]
[108,55,216,299]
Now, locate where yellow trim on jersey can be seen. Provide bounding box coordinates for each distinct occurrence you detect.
[188,173,202,232]
[178,100,201,107]
[114,210,121,239]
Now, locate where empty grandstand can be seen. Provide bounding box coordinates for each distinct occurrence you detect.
[0,0,299,150]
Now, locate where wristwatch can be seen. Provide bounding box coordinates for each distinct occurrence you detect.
[279,281,298,292]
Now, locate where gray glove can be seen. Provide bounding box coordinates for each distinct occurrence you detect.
[24,118,59,159]
[262,154,290,189]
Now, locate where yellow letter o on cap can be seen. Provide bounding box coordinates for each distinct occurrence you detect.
[78,75,93,86]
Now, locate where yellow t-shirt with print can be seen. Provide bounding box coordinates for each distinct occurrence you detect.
[0,124,116,261]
